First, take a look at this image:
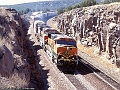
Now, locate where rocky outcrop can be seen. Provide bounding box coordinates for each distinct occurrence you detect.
[0,7,43,89]
[54,3,120,67]
[0,7,30,88]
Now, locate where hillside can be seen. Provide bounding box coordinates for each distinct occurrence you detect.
[0,0,102,12]
[0,0,82,11]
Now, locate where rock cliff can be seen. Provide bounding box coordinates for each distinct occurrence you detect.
[0,7,43,89]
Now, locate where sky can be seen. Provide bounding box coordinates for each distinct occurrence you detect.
[0,0,56,5]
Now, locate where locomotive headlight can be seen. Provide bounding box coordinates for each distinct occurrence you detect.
[72,57,75,60]
[61,57,64,59]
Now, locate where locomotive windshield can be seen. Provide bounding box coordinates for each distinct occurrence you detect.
[68,41,76,45]
[57,40,66,44]
[57,40,76,46]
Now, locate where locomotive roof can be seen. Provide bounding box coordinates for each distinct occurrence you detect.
[51,33,74,40]
[34,20,45,25]
[44,28,60,34]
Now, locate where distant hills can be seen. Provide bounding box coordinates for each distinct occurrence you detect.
[0,0,82,11]
[0,0,102,12]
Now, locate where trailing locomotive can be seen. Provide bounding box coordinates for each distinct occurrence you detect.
[33,20,45,36]
[34,21,79,69]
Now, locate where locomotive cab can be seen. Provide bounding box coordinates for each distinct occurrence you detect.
[48,34,78,68]
[55,38,78,67]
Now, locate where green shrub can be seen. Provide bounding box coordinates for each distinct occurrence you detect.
[57,8,65,14]
[102,0,120,4]
[80,0,96,7]
[65,6,72,12]
[57,0,97,14]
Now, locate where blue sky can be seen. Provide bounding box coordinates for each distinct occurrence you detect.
[0,0,56,5]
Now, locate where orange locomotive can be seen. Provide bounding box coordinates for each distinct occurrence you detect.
[40,27,79,68]
[49,34,78,64]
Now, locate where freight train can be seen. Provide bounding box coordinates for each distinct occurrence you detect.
[34,20,79,69]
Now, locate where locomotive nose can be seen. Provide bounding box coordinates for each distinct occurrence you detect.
[67,46,69,50]
[67,46,72,50]
[65,47,71,57]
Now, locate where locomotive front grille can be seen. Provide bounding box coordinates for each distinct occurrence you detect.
[65,50,70,57]
[57,55,77,62]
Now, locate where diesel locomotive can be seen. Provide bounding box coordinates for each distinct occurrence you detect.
[34,20,79,69]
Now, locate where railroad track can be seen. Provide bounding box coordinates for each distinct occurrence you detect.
[62,60,120,90]
[77,58,120,90]
[64,71,88,90]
